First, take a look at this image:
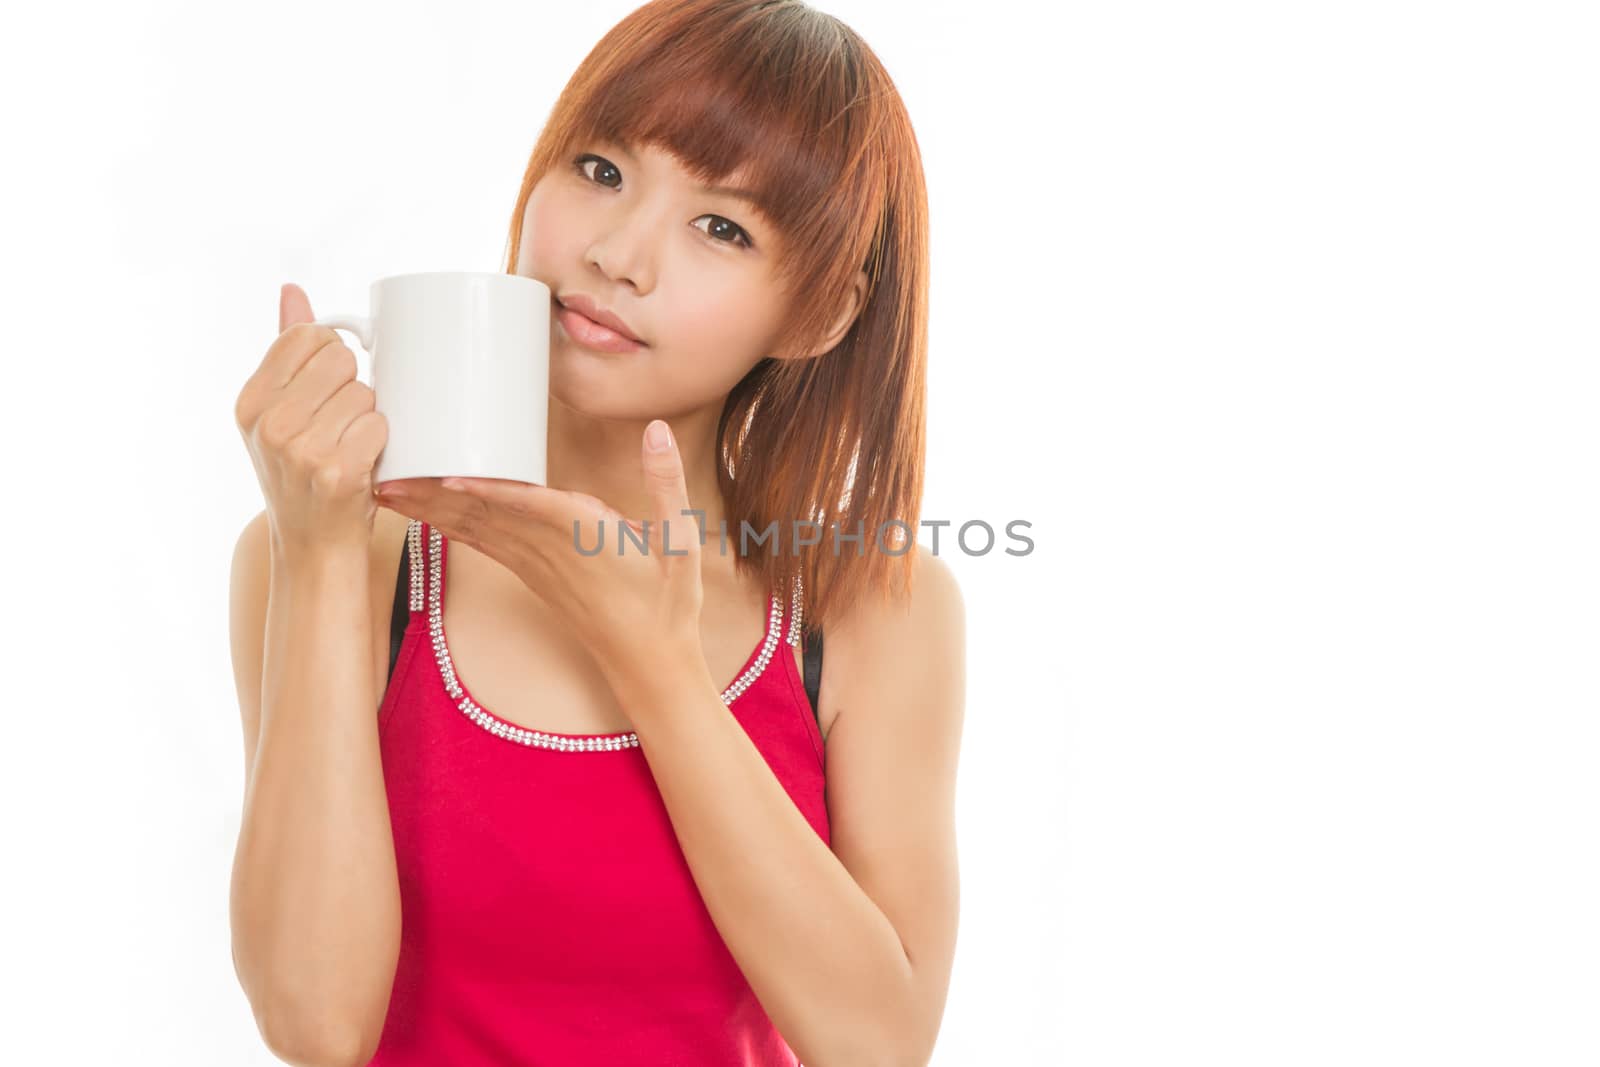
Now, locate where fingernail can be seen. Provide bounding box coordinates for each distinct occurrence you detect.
[646,420,673,452]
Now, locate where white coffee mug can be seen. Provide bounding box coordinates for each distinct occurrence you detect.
[314,271,550,485]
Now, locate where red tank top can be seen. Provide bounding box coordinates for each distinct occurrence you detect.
[366,519,829,1065]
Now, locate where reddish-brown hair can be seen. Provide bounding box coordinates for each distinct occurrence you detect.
[502,0,929,635]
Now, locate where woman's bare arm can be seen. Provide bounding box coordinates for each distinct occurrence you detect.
[228,508,400,1066]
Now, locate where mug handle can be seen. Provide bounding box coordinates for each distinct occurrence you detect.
[312,314,374,351]
[312,314,374,380]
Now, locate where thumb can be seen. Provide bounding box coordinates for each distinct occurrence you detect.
[278,282,316,333]
[641,419,694,556]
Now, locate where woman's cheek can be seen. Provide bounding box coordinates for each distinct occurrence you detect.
[520,187,574,271]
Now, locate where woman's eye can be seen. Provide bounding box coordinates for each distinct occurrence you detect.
[691,215,753,249]
[573,153,621,189]
[571,153,754,250]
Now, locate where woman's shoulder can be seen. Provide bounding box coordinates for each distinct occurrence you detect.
[831,542,963,641]
[372,505,413,561]
[820,542,965,725]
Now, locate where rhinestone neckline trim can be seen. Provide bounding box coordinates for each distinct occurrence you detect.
[419,522,803,753]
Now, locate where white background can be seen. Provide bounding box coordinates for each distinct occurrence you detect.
[2,0,1595,1063]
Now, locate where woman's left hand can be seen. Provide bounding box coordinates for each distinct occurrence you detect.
[374,419,704,697]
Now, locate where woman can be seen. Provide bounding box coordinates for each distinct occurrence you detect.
[229,1,965,1063]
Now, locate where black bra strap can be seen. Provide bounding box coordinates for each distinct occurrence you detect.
[387,531,411,686]
[801,625,823,725]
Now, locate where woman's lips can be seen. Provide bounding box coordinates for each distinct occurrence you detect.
[554,299,646,353]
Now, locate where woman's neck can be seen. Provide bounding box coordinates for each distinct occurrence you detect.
[545,391,732,560]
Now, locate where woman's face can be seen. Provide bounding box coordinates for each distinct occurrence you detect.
[515,139,792,419]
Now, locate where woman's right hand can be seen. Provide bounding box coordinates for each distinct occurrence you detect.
[234,283,389,561]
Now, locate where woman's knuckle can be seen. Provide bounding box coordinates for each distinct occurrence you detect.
[309,462,345,493]
[256,409,293,450]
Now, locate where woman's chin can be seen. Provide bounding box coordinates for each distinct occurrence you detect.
[548,359,647,419]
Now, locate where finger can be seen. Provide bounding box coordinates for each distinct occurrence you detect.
[279,282,315,333]
[436,477,570,528]
[377,478,559,565]
[640,419,698,560]
[376,478,488,538]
